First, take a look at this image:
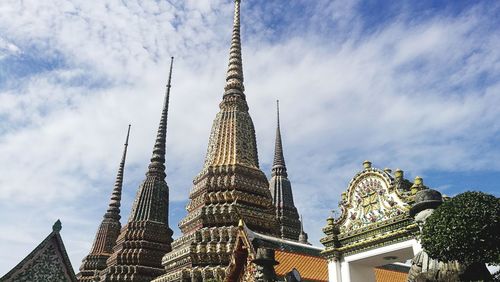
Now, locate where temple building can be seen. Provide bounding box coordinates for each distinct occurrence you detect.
[1,220,76,282]
[320,161,445,282]
[225,220,328,281]
[72,0,316,280]
[3,0,495,281]
[153,0,283,280]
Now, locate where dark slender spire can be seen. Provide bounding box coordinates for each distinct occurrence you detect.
[269,101,301,241]
[147,57,173,180]
[77,125,131,282]
[101,59,174,281]
[224,0,245,97]
[272,100,287,176]
[104,124,131,220]
[298,215,310,245]
[156,2,280,279]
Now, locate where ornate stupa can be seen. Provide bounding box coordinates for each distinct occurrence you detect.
[99,57,175,281]
[154,1,278,280]
[77,125,131,281]
[269,100,302,241]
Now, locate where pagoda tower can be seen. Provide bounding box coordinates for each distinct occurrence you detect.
[154,1,278,280]
[269,100,302,241]
[77,125,131,281]
[99,57,175,281]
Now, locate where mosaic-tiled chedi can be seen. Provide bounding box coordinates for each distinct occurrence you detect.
[99,58,175,281]
[321,161,424,259]
[77,125,131,282]
[154,1,278,281]
[269,101,302,242]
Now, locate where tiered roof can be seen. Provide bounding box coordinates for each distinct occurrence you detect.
[225,221,328,282]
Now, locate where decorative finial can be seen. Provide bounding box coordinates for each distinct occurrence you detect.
[414,176,423,185]
[105,124,131,220]
[298,215,309,244]
[395,168,404,179]
[52,219,62,232]
[272,100,287,176]
[363,160,372,169]
[147,57,174,179]
[223,0,245,97]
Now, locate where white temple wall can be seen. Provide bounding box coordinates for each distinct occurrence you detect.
[327,239,421,282]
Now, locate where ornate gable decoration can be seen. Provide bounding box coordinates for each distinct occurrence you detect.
[1,220,77,282]
[338,162,409,234]
[321,161,426,258]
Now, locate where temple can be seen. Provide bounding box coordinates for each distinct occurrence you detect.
[1,220,76,282]
[153,1,279,280]
[320,161,426,282]
[77,125,131,281]
[40,0,476,281]
[99,57,175,281]
[225,220,327,281]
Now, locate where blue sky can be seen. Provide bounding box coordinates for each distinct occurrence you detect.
[0,0,499,274]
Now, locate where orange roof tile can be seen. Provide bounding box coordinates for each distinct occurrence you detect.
[274,250,328,282]
[374,268,408,282]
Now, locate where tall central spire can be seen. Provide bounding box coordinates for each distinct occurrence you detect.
[224,0,245,97]
[200,0,258,170]
[155,2,279,281]
[100,57,174,282]
[77,125,131,282]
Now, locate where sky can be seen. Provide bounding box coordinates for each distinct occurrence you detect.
[0,0,499,275]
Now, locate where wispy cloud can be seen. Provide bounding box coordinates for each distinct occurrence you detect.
[0,0,499,274]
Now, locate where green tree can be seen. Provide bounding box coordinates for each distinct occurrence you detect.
[421,191,500,280]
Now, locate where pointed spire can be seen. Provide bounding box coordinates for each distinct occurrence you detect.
[269,101,301,241]
[77,125,131,281]
[100,61,174,281]
[272,100,287,176]
[147,57,174,180]
[298,215,310,245]
[104,124,131,221]
[224,0,245,97]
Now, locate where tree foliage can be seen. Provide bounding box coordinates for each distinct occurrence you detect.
[421,191,500,266]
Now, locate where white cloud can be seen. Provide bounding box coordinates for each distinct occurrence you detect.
[0,0,499,274]
[0,37,20,60]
